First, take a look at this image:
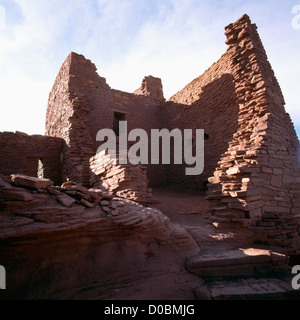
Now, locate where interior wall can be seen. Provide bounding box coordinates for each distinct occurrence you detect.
[161,54,239,190]
[0,131,63,185]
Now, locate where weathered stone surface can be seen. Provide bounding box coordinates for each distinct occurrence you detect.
[0,199,46,213]
[11,174,53,190]
[0,188,33,202]
[80,199,94,208]
[133,76,165,102]
[111,209,119,216]
[194,287,213,300]
[196,278,299,300]
[112,200,125,208]
[88,191,102,203]
[102,206,111,213]
[18,206,85,223]
[48,187,61,196]
[89,188,104,195]
[186,248,289,278]
[89,151,154,205]
[57,194,76,207]
[0,176,12,188]
[0,188,200,300]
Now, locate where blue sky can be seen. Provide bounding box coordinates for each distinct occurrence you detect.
[0,0,299,138]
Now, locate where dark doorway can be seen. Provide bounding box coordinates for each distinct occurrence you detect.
[113,112,126,136]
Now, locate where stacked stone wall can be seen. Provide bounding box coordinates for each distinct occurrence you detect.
[162,58,239,190]
[46,53,166,187]
[204,15,300,251]
[89,148,154,205]
[0,131,63,185]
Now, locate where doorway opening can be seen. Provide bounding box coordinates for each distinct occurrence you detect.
[25,157,44,179]
[113,112,126,137]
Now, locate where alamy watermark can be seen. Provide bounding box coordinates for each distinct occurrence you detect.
[292,265,300,290]
[0,265,6,290]
[0,5,6,30]
[292,5,300,30]
[97,122,204,176]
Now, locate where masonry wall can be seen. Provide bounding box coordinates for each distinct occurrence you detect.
[159,14,300,251]
[111,88,166,186]
[162,57,239,190]
[46,53,100,186]
[204,14,300,251]
[46,53,166,187]
[0,131,63,184]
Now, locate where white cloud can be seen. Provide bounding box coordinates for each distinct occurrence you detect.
[0,0,95,134]
[100,0,228,99]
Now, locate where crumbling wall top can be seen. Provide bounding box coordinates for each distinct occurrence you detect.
[134,76,165,102]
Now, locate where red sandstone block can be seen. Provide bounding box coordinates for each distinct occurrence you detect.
[57,194,76,207]
[264,206,291,214]
[273,168,284,175]
[283,175,295,184]
[270,175,282,188]
[11,174,53,190]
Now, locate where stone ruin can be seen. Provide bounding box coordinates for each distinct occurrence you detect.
[0,14,300,300]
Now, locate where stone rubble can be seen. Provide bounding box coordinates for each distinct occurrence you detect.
[89,149,159,205]
[0,173,164,224]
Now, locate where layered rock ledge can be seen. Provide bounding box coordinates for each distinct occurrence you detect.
[0,174,200,300]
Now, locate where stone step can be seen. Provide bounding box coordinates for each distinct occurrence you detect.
[186,248,289,278]
[195,277,299,300]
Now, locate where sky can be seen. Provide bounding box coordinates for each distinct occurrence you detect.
[0,0,299,138]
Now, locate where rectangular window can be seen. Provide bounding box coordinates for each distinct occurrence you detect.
[0,265,5,290]
[25,157,44,178]
[113,112,126,136]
